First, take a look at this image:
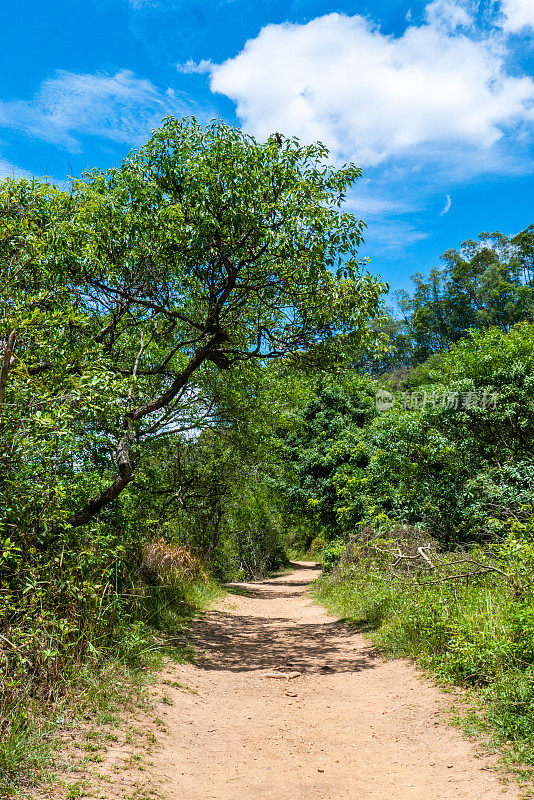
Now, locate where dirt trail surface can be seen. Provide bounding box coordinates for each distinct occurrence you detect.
[147,562,517,800]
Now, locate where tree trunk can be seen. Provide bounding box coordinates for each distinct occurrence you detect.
[0,330,16,416]
[64,333,227,529]
[66,424,135,527]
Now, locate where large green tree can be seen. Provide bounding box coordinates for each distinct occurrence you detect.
[2,117,384,534]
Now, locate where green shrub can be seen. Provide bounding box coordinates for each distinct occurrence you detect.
[322,539,346,572]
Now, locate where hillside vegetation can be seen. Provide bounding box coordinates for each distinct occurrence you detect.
[1,114,533,791]
[287,226,534,773]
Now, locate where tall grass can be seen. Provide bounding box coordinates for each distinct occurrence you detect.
[0,540,220,796]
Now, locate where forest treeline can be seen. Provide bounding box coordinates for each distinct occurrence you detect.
[1,115,533,790]
[289,224,534,555]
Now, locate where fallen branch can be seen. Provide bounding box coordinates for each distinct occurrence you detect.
[418,571,491,585]
[0,632,20,650]
[372,543,435,569]
[417,546,435,569]
[444,557,510,578]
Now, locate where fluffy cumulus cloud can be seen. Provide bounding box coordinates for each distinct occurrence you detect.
[204,8,534,165]
[500,0,534,30]
[0,69,191,152]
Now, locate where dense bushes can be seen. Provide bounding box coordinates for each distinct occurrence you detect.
[0,530,220,793]
[292,317,534,767]
[287,323,534,551]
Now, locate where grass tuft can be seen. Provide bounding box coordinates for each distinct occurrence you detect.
[0,572,221,796]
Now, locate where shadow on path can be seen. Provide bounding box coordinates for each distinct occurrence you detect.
[190,568,379,675]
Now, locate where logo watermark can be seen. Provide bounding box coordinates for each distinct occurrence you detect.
[375,389,396,413]
[375,388,499,413]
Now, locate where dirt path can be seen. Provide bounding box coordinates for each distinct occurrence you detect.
[146,562,517,800]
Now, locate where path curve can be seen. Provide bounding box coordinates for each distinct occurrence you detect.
[149,562,517,800]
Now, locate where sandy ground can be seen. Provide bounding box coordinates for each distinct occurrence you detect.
[141,562,518,800]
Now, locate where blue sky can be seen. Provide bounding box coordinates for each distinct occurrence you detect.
[1,0,533,292]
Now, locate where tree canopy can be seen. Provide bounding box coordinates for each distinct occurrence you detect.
[2,117,385,533]
[396,227,534,361]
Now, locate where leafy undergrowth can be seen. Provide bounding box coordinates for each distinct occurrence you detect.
[0,577,221,797]
[314,561,534,792]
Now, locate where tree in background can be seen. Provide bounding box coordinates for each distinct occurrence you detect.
[283,373,378,548]
[284,322,534,553]
[396,227,534,362]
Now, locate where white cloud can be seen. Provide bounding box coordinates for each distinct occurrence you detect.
[0,69,192,152]
[440,194,452,214]
[424,0,474,29]
[364,219,430,252]
[0,158,35,180]
[178,59,214,74]
[500,0,534,30]
[346,188,415,216]
[351,197,411,216]
[202,10,534,166]
[128,0,157,8]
